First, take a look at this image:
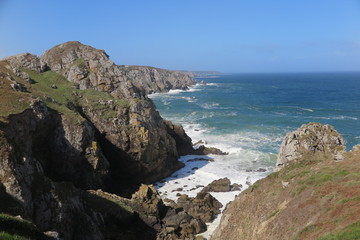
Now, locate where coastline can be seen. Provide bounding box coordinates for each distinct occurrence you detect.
[150,82,274,238]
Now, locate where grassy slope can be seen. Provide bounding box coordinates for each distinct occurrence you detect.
[0,60,129,123]
[0,214,50,240]
[232,149,360,240]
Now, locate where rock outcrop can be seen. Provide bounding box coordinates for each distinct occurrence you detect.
[0,41,202,239]
[120,65,195,94]
[275,122,345,171]
[39,41,195,96]
[169,193,223,223]
[212,124,360,240]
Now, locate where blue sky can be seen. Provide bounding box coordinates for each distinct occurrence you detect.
[1,0,360,73]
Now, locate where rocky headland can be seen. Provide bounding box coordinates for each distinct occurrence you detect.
[0,41,214,239]
[212,122,360,240]
[1,42,359,240]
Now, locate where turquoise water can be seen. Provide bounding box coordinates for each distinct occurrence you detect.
[150,72,360,157]
[151,72,360,237]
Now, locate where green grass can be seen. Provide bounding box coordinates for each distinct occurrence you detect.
[295,225,317,239]
[268,209,280,219]
[0,213,48,239]
[24,69,131,122]
[337,196,360,205]
[317,221,360,240]
[0,232,27,240]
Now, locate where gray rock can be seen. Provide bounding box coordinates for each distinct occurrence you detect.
[202,177,231,193]
[275,122,346,171]
[4,52,46,73]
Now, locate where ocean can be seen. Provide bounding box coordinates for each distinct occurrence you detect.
[149,72,360,237]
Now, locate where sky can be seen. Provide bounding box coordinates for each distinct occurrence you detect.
[0,0,360,73]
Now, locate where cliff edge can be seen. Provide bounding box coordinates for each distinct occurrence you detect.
[0,41,202,239]
[212,123,360,240]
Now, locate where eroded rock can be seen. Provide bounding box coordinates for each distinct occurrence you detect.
[275,122,346,171]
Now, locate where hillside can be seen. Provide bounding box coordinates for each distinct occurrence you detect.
[0,41,205,239]
[212,123,360,240]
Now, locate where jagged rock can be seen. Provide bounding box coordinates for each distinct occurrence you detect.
[275,122,346,171]
[173,192,223,223]
[10,81,27,92]
[120,65,195,94]
[164,120,194,156]
[0,41,201,239]
[201,177,231,193]
[212,127,360,240]
[193,145,228,155]
[39,41,194,185]
[3,52,46,73]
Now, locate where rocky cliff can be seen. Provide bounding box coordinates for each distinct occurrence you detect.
[212,123,360,240]
[0,41,204,239]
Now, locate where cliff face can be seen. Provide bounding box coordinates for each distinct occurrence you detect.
[212,123,360,240]
[0,41,200,239]
[40,41,195,95]
[3,41,196,187]
[119,65,195,94]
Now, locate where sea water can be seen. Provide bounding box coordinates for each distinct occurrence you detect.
[149,72,360,238]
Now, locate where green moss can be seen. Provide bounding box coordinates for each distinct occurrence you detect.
[317,221,360,240]
[0,213,48,239]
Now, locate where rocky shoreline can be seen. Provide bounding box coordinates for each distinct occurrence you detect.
[0,41,222,239]
[0,42,359,240]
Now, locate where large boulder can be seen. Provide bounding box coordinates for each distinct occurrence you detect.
[201,177,231,193]
[172,192,223,223]
[275,122,345,171]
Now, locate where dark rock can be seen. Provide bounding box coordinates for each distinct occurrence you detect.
[187,157,214,162]
[231,183,242,191]
[193,145,228,155]
[202,177,231,193]
[174,192,223,223]
[10,81,27,92]
[51,84,58,89]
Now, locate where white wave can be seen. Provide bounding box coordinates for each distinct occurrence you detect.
[199,103,220,109]
[300,108,314,112]
[314,115,358,121]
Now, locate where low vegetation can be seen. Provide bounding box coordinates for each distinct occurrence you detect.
[0,61,130,124]
[0,214,49,239]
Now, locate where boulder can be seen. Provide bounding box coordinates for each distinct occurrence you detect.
[275,122,346,171]
[193,145,228,155]
[201,177,231,193]
[173,192,223,223]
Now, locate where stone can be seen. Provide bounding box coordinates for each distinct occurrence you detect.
[202,177,231,193]
[174,192,223,223]
[275,122,346,171]
[4,52,46,73]
[231,183,242,191]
